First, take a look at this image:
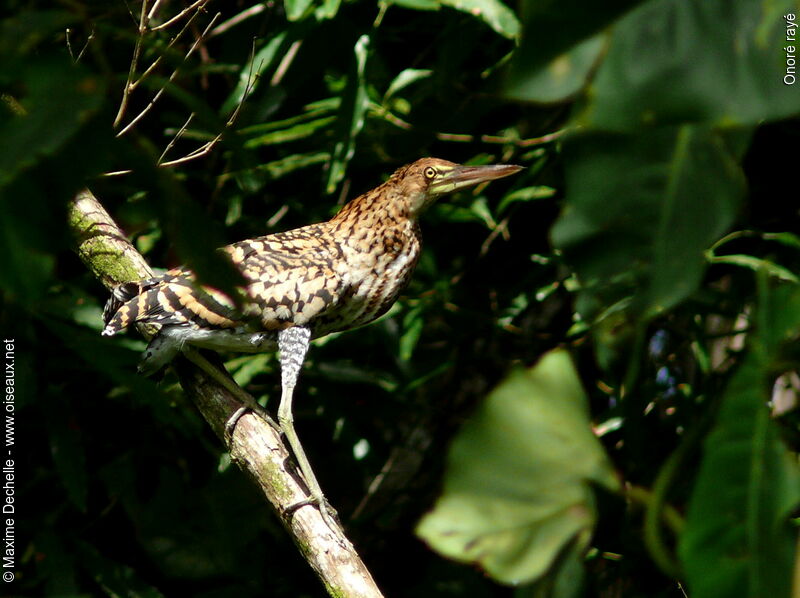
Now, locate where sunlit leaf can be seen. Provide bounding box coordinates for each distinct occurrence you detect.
[418,350,618,585]
[285,0,314,21]
[440,0,520,38]
[709,254,799,283]
[251,151,329,179]
[383,68,433,102]
[316,0,342,20]
[391,0,441,10]
[497,185,556,215]
[243,116,336,147]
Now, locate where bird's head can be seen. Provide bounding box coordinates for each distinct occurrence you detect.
[390,158,523,216]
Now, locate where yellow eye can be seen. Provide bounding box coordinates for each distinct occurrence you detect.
[423,167,437,179]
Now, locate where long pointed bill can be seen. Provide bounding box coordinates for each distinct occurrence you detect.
[429,163,523,196]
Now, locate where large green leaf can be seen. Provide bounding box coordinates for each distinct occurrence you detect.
[581,0,800,129]
[506,34,606,104]
[417,350,618,585]
[551,126,746,320]
[505,0,646,102]
[678,284,800,598]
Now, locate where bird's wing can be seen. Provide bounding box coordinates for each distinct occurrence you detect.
[223,226,346,330]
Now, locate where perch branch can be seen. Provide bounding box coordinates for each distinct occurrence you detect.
[67,188,384,598]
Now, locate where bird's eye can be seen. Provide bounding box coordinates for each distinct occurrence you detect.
[423,167,437,180]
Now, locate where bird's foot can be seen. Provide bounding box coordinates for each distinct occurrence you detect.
[224,404,281,443]
[283,492,341,531]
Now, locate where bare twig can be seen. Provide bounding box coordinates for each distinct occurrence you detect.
[114,0,149,128]
[158,113,195,164]
[132,9,202,91]
[65,27,94,63]
[158,45,257,168]
[116,11,221,137]
[76,27,96,62]
[67,188,385,598]
[372,105,570,147]
[151,0,209,30]
[210,4,267,37]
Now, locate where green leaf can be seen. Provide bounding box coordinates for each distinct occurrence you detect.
[221,31,289,114]
[383,68,434,102]
[551,126,746,320]
[709,254,799,283]
[581,0,800,129]
[440,0,521,38]
[390,0,441,10]
[243,116,336,147]
[0,57,104,187]
[497,185,556,215]
[507,0,646,77]
[417,350,618,585]
[285,0,315,21]
[678,285,800,598]
[505,34,605,103]
[326,34,370,194]
[315,0,343,20]
[763,232,800,251]
[251,151,329,179]
[400,306,425,361]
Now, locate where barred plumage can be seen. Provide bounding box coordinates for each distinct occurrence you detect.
[102,157,522,522]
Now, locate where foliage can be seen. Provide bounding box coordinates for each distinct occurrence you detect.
[0,0,798,596]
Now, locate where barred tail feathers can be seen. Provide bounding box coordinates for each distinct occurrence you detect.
[101,273,240,337]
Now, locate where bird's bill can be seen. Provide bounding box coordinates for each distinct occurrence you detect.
[429,163,523,196]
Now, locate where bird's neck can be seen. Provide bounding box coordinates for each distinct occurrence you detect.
[331,180,413,230]
[326,181,421,269]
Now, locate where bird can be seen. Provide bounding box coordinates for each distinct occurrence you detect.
[101,157,522,520]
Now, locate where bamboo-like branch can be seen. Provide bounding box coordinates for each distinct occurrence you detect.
[67,189,384,598]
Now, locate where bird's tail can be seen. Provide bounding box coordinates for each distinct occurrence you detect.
[101,270,240,336]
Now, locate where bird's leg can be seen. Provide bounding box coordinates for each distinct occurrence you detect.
[181,347,280,439]
[277,326,339,527]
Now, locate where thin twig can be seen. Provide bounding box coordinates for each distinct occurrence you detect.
[210,4,267,37]
[116,12,221,137]
[372,105,569,147]
[158,44,257,168]
[151,0,209,30]
[76,27,96,62]
[114,0,150,128]
[146,0,165,22]
[158,113,195,164]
